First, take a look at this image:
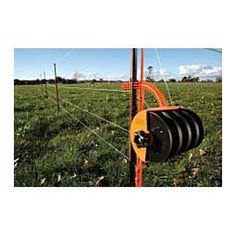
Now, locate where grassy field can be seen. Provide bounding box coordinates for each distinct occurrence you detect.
[14,82,222,187]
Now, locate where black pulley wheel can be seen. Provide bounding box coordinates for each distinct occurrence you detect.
[159,111,183,156]
[178,109,199,150]
[147,112,173,161]
[172,110,192,153]
[183,109,204,146]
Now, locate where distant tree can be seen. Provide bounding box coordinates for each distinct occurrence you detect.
[146,65,154,82]
[48,79,55,84]
[181,76,188,82]
[216,76,222,83]
[91,79,97,84]
[181,75,199,82]
[146,77,155,82]
[14,79,20,85]
[206,79,213,83]
[157,79,164,83]
[41,79,47,84]
[169,78,176,83]
[56,76,65,83]
[67,78,77,84]
[147,65,153,75]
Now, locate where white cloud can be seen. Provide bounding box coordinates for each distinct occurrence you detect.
[179,64,222,79]
[144,68,175,80]
[71,71,128,81]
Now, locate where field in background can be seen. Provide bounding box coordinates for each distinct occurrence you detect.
[14,82,222,187]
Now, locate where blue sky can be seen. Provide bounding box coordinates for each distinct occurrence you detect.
[14,48,222,81]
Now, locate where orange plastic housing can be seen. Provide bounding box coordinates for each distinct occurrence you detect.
[129,106,183,162]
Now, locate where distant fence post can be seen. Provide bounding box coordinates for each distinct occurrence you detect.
[53,63,60,112]
[40,73,44,96]
[44,71,48,98]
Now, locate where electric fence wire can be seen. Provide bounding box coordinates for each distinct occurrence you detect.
[47,91,129,132]
[58,86,130,93]
[45,89,123,116]
[47,86,127,97]
[56,48,75,64]
[154,49,174,105]
[144,100,150,108]
[48,96,129,160]
[60,97,129,133]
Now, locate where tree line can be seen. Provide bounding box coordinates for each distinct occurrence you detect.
[14,77,125,85]
[14,75,222,85]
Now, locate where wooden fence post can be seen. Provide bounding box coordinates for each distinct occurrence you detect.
[53,63,60,112]
[44,71,48,98]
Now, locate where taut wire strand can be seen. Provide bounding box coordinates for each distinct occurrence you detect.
[61,98,129,133]
[56,48,75,64]
[58,86,130,93]
[154,48,173,105]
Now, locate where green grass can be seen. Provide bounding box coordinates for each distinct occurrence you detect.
[14,82,222,187]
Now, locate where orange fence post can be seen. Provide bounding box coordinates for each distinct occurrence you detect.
[136,48,144,187]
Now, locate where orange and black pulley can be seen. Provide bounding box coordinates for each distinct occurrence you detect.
[130,106,204,163]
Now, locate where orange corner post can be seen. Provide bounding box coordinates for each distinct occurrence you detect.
[136,48,144,187]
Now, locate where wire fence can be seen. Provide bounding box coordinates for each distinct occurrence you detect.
[45,75,132,160]
[48,96,129,160]
[47,91,129,132]
[61,98,129,133]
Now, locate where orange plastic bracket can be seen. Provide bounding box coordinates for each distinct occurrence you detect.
[121,81,168,107]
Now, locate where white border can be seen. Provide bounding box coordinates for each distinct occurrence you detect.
[1,0,235,236]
